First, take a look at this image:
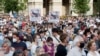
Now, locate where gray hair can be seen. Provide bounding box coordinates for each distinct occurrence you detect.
[73,35,83,47]
[2,39,11,47]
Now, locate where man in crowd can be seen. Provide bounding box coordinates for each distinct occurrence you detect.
[52,28,60,46]
[12,32,27,51]
[25,28,33,43]
[97,31,100,52]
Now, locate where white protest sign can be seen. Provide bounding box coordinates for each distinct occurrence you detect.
[29,9,42,23]
[48,11,60,23]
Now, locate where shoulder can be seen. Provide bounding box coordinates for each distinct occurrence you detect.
[67,48,74,56]
[20,42,26,45]
[68,47,79,54]
[95,51,100,56]
[31,45,37,50]
[68,47,75,53]
[71,47,77,51]
[87,52,92,56]
[57,44,62,47]
[12,42,17,45]
[57,44,64,49]
[87,54,91,56]
[20,41,26,44]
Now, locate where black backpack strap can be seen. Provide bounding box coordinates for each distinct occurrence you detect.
[54,37,60,43]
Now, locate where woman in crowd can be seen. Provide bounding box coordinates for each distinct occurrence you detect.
[31,34,39,56]
[55,34,68,56]
[43,37,54,56]
[87,40,100,56]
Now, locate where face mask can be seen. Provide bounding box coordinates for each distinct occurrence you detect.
[79,32,83,35]
[8,33,12,36]
[13,28,17,32]
[48,28,52,32]
[79,42,85,48]
[13,38,17,42]
[87,34,91,37]
[47,43,52,46]
[36,38,41,43]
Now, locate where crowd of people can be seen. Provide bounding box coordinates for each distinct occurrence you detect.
[0,15,100,56]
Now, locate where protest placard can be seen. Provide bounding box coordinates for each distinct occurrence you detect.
[48,11,59,23]
[29,9,42,23]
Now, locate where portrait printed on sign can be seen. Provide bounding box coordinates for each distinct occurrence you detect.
[30,9,41,22]
[31,9,40,17]
[50,11,59,20]
[49,11,59,23]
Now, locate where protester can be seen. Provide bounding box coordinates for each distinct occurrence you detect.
[43,37,54,56]
[38,29,47,42]
[31,34,38,56]
[55,34,68,56]
[0,31,4,47]
[83,28,91,43]
[96,31,100,50]
[12,32,27,51]
[87,40,100,56]
[2,39,14,56]
[52,28,60,46]
[67,35,86,56]
[11,32,28,56]
[25,28,33,43]
[0,14,100,56]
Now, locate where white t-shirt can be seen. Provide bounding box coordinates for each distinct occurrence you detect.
[25,41,32,50]
[52,35,60,47]
[51,35,60,53]
[31,43,37,56]
[67,46,86,56]
[87,51,100,56]
[4,51,14,56]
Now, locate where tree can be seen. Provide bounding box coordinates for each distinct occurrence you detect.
[73,0,90,16]
[18,0,28,11]
[0,0,4,11]
[94,0,100,16]
[4,0,18,13]
[3,0,28,13]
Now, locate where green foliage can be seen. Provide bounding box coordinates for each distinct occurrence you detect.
[18,0,28,11]
[0,0,28,13]
[94,0,100,15]
[4,0,18,12]
[73,0,90,15]
[0,0,4,11]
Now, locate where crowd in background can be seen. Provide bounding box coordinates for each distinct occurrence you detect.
[0,15,100,56]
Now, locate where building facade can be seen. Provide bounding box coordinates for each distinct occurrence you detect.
[27,0,94,16]
[0,0,96,16]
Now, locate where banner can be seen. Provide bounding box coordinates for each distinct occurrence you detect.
[48,11,59,23]
[29,9,42,23]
